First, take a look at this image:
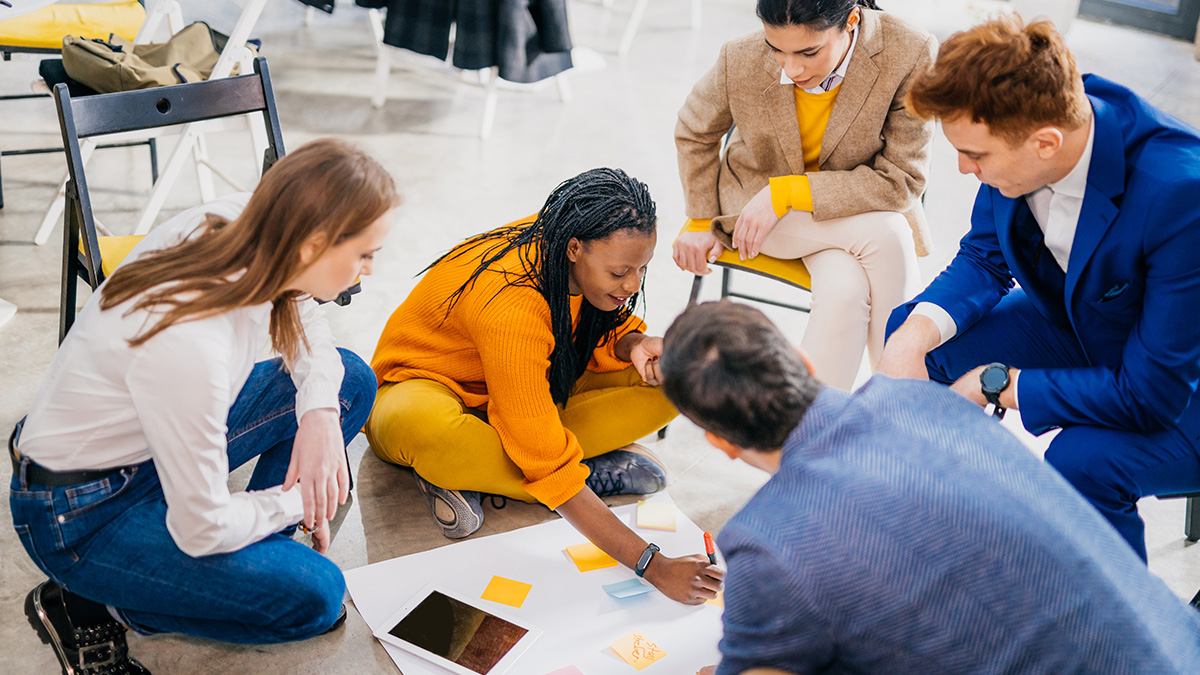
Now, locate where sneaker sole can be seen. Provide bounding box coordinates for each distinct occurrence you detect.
[414,476,483,539]
[25,583,73,675]
[619,442,671,485]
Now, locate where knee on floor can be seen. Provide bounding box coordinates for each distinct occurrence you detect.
[258,560,346,642]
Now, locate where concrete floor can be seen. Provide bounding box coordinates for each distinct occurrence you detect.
[2,0,1200,672]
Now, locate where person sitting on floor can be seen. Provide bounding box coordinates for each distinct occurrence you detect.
[366,167,722,605]
[10,138,399,674]
[662,300,1200,675]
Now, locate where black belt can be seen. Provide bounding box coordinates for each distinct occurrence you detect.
[9,418,129,487]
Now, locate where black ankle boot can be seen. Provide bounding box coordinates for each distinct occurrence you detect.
[25,580,150,674]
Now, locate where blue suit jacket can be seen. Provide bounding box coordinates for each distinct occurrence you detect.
[890,75,1200,436]
[717,377,1200,675]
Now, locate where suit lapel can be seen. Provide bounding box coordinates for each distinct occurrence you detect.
[1064,92,1125,307]
[762,75,807,175]
[819,10,882,166]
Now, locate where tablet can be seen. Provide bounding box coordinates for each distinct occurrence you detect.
[373,584,542,675]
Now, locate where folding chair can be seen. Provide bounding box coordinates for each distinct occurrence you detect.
[54,56,285,342]
[31,0,272,246]
[0,0,153,209]
[681,219,813,312]
[602,0,703,56]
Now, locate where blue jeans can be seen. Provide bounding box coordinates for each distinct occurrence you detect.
[920,292,1200,562]
[10,348,376,644]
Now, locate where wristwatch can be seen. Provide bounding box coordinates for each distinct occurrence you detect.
[635,543,660,578]
[979,363,1011,420]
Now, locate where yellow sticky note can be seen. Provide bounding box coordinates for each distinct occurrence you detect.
[565,542,618,572]
[706,589,724,608]
[480,576,532,608]
[636,501,677,532]
[610,630,667,670]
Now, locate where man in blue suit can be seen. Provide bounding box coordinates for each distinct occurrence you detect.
[879,15,1200,562]
[662,301,1200,675]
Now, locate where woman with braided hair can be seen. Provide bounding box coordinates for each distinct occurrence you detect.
[368,167,723,605]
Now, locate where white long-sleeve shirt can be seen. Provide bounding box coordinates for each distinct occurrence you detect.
[17,193,344,557]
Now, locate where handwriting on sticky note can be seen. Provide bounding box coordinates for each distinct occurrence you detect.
[611,630,667,670]
[480,575,532,608]
[565,542,618,572]
[603,578,655,599]
[636,501,677,532]
[543,667,584,675]
[706,589,724,608]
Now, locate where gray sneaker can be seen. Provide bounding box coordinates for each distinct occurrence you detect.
[582,443,668,498]
[414,474,484,539]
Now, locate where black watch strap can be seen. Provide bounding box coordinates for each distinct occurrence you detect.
[635,543,660,578]
[979,363,1011,420]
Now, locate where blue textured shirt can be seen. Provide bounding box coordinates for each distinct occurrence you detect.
[717,375,1200,674]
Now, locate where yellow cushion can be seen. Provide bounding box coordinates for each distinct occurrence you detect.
[675,220,812,291]
[78,234,143,279]
[0,0,145,50]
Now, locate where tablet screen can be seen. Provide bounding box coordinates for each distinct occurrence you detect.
[386,590,529,674]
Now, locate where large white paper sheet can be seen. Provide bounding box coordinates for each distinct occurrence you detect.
[345,493,723,674]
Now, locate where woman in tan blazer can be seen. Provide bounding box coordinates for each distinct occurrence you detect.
[673,0,936,389]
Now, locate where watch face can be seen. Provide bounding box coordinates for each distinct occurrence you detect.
[981,366,1009,391]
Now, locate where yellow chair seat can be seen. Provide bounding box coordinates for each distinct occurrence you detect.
[0,0,144,50]
[80,234,144,279]
[676,219,811,290]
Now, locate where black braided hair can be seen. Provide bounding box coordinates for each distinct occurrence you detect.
[431,168,657,406]
[757,0,880,31]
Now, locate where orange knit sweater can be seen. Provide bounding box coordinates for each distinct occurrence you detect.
[371,220,647,509]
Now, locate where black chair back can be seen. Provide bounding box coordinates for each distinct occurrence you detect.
[52,56,285,342]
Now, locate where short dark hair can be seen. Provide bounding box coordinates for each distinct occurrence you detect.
[661,301,822,450]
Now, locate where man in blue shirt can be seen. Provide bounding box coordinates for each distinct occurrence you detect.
[879,17,1200,562]
[661,300,1200,674]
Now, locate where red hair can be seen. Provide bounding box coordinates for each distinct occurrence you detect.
[906,14,1089,143]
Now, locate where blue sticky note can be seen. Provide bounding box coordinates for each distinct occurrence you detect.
[603,578,655,599]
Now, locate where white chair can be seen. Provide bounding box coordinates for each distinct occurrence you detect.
[363,7,572,140]
[32,0,271,245]
[608,0,703,56]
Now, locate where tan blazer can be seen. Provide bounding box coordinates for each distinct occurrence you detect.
[676,9,937,256]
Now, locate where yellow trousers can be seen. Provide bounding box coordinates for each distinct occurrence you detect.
[365,366,677,503]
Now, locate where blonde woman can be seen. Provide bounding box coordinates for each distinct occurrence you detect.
[11,139,399,673]
[674,0,935,389]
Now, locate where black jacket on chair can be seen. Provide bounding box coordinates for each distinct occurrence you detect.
[369,0,572,83]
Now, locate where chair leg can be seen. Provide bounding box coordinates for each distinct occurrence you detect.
[480,67,500,140]
[1186,496,1200,542]
[148,137,159,184]
[368,9,390,109]
[34,140,96,246]
[133,125,201,235]
[688,274,704,305]
[618,0,651,56]
[720,267,732,298]
[554,73,572,104]
[59,197,79,343]
[192,133,217,203]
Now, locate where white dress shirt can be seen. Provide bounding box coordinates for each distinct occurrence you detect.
[17,193,344,557]
[780,23,859,93]
[911,118,1096,403]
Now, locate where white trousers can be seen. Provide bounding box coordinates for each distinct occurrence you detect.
[758,209,921,390]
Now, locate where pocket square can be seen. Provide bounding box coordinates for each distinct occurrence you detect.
[1099,280,1130,302]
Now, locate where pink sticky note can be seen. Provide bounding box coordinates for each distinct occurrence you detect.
[544,667,584,675]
